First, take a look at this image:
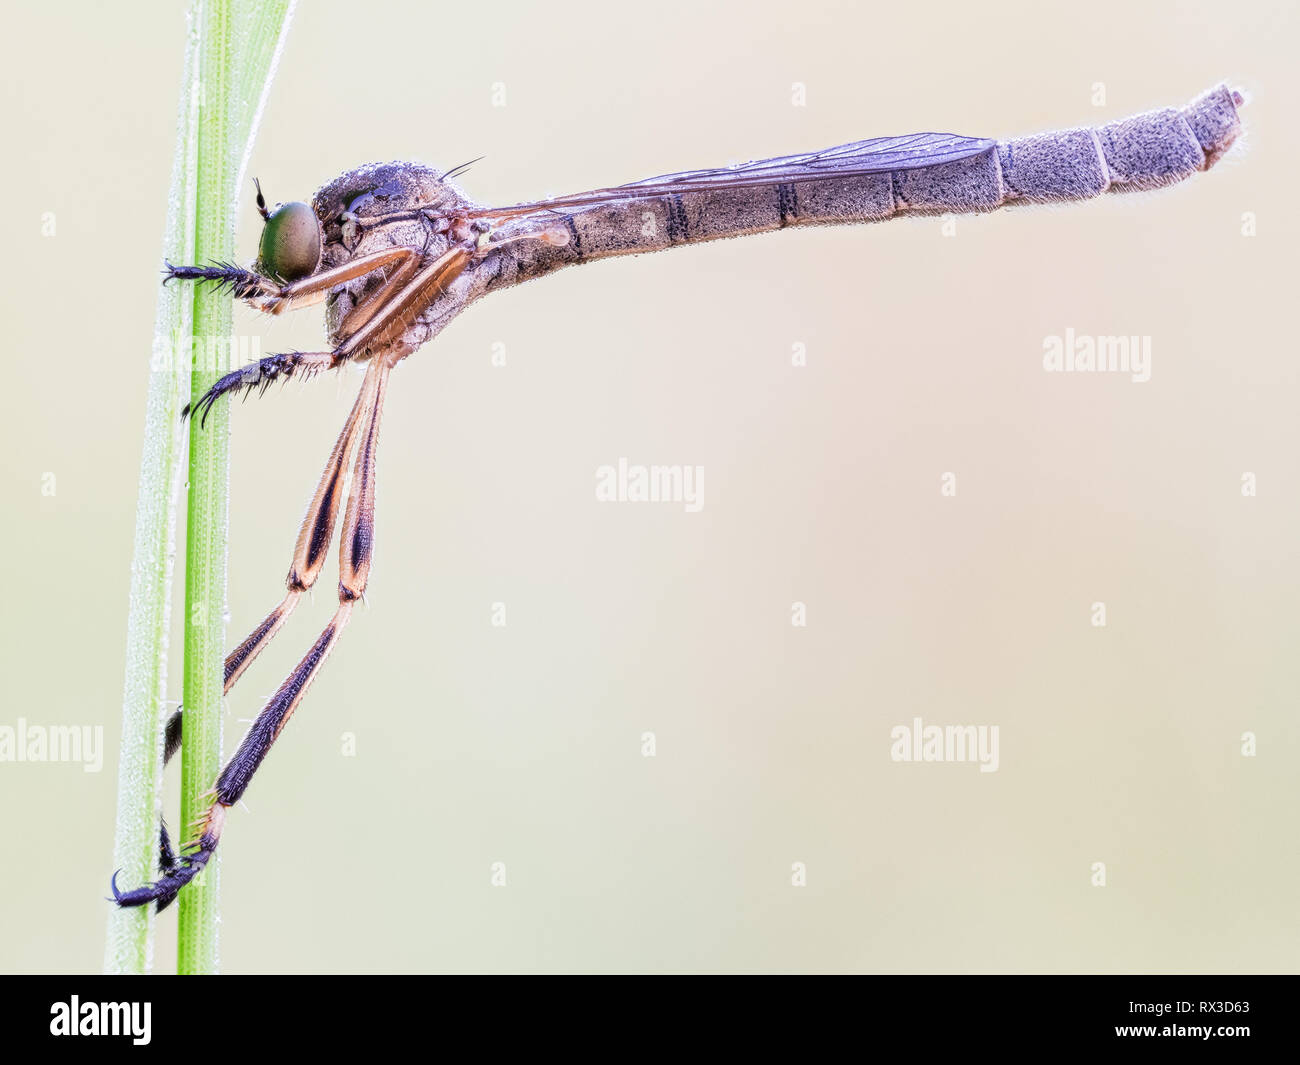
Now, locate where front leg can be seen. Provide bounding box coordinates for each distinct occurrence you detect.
[164,246,420,315]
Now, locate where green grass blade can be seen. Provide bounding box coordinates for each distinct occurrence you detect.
[177,0,237,977]
[178,0,296,978]
[103,5,201,977]
[106,0,294,976]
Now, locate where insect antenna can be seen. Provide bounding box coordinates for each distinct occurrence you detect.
[440,155,484,183]
[253,176,271,221]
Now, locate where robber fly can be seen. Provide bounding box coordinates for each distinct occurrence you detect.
[111,83,1244,910]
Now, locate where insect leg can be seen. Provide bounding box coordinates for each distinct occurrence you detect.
[118,255,467,908]
[261,247,426,316]
[339,246,471,355]
[219,354,394,816]
[113,357,393,911]
[184,350,340,426]
[159,252,430,770]
[331,250,424,339]
[124,363,382,908]
[163,247,420,315]
[152,369,382,842]
[184,242,472,427]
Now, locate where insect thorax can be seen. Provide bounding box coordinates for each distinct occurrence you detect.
[313,161,474,349]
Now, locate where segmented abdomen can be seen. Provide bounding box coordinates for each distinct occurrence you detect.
[493,84,1243,285]
[789,82,1242,221]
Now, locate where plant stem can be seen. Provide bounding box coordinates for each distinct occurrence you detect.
[107,0,294,976]
[177,0,236,977]
[103,7,201,978]
[177,0,297,977]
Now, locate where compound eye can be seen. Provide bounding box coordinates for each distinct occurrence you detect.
[257,201,321,282]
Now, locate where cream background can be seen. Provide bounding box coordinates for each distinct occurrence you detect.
[1,0,1296,972]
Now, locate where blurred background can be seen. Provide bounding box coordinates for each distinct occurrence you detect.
[1,0,1296,973]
